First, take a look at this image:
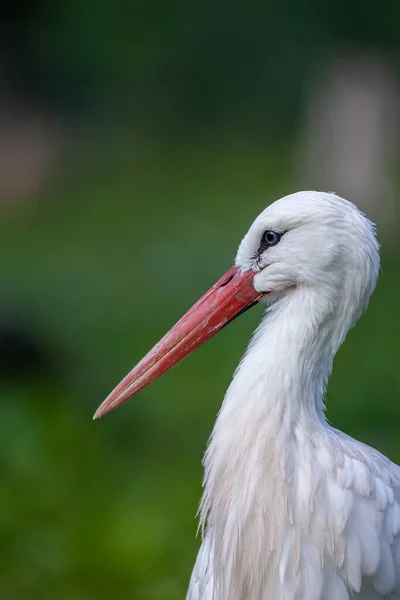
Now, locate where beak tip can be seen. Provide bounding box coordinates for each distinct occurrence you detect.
[93,402,109,420]
[93,409,102,420]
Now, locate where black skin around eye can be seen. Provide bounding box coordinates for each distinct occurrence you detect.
[257,230,282,253]
[253,230,285,265]
[263,231,281,246]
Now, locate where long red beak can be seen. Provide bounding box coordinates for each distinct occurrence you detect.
[94,266,261,419]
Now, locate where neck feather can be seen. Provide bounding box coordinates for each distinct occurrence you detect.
[199,287,352,600]
[219,286,346,430]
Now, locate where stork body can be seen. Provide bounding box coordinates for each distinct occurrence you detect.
[189,288,400,600]
[95,192,400,600]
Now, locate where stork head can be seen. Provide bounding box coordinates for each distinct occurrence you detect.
[236,191,380,319]
[94,191,380,418]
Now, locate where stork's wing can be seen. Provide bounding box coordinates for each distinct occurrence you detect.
[266,431,400,599]
[328,431,400,597]
[281,432,400,598]
[186,432,400,600]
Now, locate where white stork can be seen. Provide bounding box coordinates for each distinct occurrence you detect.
[95,191,400,600]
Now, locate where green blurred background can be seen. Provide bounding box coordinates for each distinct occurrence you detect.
[1,2,400,599]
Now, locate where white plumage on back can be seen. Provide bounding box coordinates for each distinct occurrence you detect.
[186,192,400,600]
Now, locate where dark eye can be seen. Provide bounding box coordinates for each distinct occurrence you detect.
[263,230,281,247]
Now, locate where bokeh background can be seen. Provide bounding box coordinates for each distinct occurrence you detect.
[1,2,400,599]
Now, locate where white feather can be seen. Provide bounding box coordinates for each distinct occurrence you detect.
[186,191,400,599]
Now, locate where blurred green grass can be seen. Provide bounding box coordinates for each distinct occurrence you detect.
[0,135,399,599]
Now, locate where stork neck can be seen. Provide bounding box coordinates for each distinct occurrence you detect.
[199,287,347,600]
[219,287,345,431]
